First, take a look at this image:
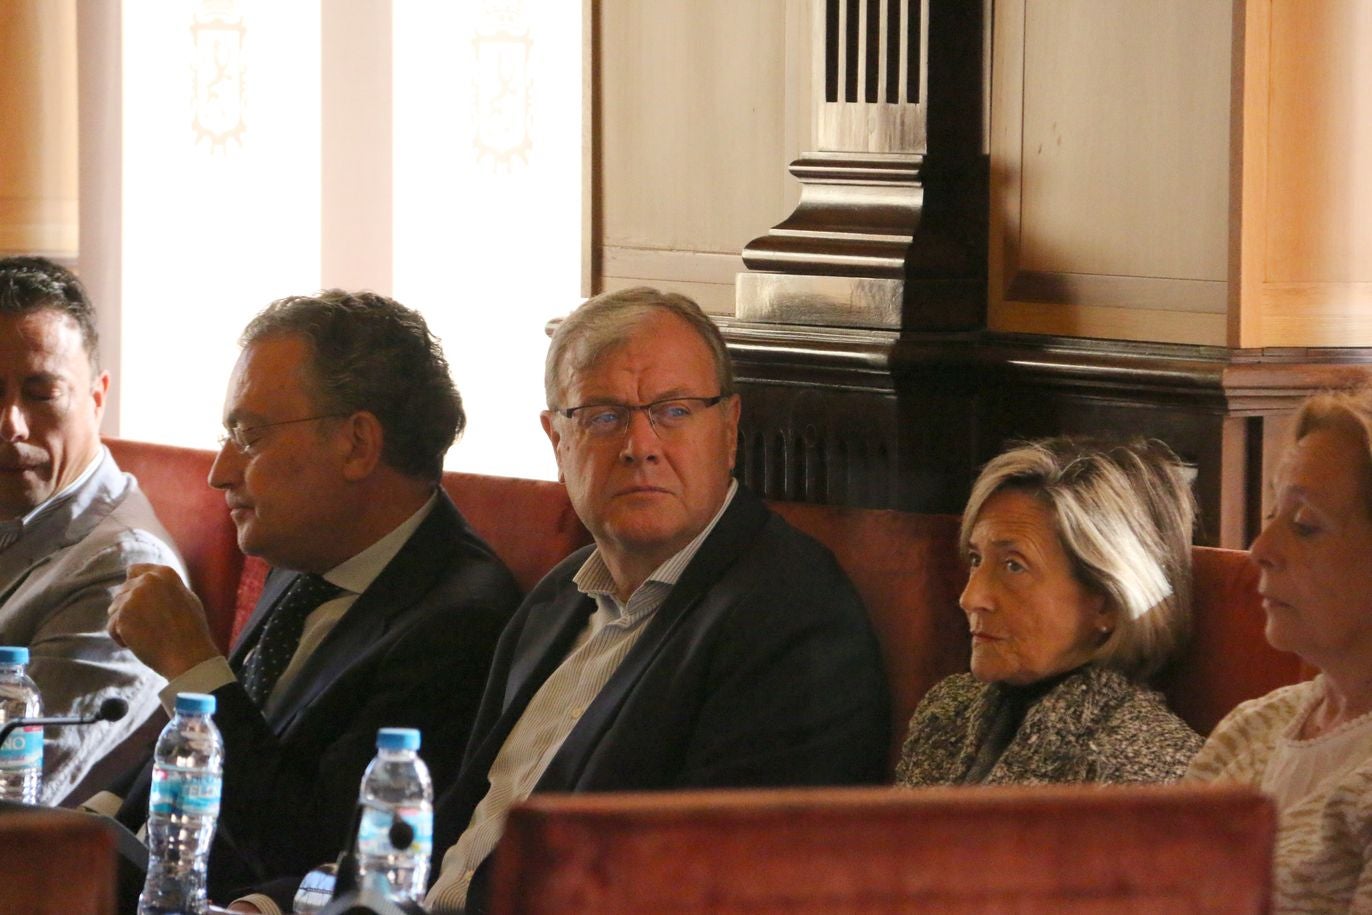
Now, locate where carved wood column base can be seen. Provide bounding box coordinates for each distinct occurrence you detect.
[736,272,904,328]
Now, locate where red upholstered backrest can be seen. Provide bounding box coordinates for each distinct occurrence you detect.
[490,784,1276,914]
[0,810,117,915]
[1159,545,1310,735]
[766,502,969,771]
[215,470,593,646]
[441,471,592,594]
[104,438,242,653]
[100,439,1305,745]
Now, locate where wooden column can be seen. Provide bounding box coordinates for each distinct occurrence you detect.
[737,0,987,330]
[727,0,990,520]
[725,0,1372,548]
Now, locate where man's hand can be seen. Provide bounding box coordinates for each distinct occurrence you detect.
[107,563,221,680]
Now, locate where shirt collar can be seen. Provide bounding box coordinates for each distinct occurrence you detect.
[318,491,439,596]
[0,447,106,550]
[573,478,739,610]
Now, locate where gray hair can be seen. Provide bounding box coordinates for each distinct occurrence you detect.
[1292,387,1372,514]
[544,287,734,408]
[961,437,1196,681]
[241,289,464,482]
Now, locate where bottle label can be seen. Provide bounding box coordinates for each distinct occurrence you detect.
[358,805,433,857]
[0,725,42,771]
[150,766,222,817]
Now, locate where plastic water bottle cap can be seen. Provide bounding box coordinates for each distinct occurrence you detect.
[376,727,421,751]
[0,646,29,665]
[175,692,217,715]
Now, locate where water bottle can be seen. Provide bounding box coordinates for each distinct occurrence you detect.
[357,727,433,903]
[0,646,42,804]
[139,692,225,915]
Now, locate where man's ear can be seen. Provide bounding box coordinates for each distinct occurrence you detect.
[90,370,111,423]
[339,411,384,481]
[540,411,566,483]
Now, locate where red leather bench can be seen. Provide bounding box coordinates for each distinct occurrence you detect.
[104,438,1305,755]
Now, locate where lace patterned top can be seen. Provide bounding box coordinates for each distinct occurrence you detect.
[1187,677,1372,914]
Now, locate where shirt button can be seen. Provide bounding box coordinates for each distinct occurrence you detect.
[570,706,584,719]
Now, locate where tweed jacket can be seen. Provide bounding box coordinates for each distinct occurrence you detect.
[896,666,1202,786]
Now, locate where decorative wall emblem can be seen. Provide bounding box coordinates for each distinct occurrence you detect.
[191,0,247,152]
[473,2,533,173]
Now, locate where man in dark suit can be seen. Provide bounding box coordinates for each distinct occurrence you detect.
[97,291,521,906]
[423,287,889,914]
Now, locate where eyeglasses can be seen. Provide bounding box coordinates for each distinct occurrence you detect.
[218,413,350,454]
[554,395,727,439]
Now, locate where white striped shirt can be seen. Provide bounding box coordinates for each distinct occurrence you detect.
[424,481,738,913]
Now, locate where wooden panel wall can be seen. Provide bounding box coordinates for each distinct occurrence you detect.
[1238,0,1372,346]
[0,0,78,256]
[989,0,1232,345]
[595,0,811,313]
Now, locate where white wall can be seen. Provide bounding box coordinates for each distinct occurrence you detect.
[80,0,580,481]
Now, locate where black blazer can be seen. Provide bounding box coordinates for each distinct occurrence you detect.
[115,491,521,902]
[435,486,890,913]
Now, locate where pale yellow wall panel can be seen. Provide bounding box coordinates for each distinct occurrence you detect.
[1265,0,1372,285]
[989,300,1227,347]
[1258,283,1372,347]
[600,274,737,316]
[599,0,801,258]
[1016,0,1229,282]
[0,0,78,253]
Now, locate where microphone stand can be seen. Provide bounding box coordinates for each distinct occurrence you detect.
[318,799,425,915]
[0,697,129,744]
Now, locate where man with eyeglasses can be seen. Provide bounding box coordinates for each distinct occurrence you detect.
[0,257,184,806]
[94,290,521,908]
[423,287,889,914]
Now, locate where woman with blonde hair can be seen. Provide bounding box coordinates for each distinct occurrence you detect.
[1189,387,1372,913]
[897,437,1201,786]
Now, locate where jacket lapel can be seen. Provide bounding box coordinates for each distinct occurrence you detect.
[538,488,772,789]
[985,668,1122,784]
[504,583,595,711]
[0,452,125,608]
[248,493,464,729]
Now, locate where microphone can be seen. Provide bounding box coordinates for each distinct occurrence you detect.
[311,798,425,915]
[0,696,129,744]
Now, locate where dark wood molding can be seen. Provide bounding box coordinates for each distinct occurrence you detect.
[720,321,1372,547]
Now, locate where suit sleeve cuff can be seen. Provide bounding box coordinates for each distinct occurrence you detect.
[158,656,236,714]
[79,790,124,817]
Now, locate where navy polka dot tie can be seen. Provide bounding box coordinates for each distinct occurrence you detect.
[241,573,343,707]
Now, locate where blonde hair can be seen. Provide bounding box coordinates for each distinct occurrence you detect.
[961,438,1196,681]
[1292,387,1372,513]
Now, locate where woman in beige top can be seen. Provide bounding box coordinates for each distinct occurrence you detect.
[1189,387,1372,914]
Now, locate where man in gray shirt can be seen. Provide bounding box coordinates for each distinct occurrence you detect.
[0,256,183,805]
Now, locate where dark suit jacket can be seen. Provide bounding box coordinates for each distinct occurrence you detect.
[114,491,521,903]
[435,486,890,913]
